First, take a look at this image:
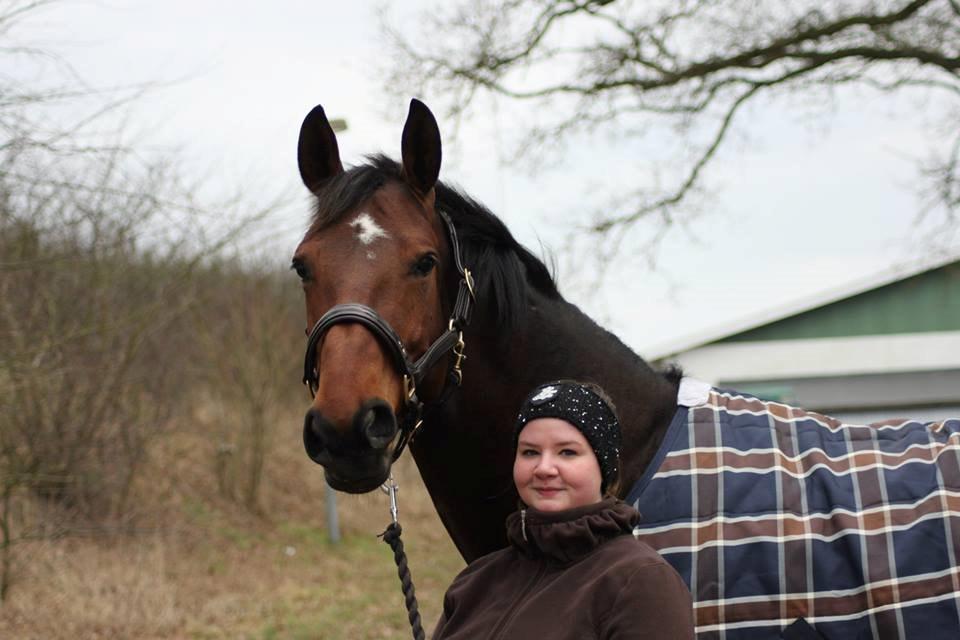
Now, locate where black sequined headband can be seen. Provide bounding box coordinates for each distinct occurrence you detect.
[513,381,621,491]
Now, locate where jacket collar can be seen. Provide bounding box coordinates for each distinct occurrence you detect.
[506,498,639,566]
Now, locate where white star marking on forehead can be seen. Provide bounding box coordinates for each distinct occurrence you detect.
[349,212,390,248]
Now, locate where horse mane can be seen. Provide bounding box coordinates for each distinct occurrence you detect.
[307,154,560,330]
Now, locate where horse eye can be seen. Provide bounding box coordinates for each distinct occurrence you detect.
[411,254,438,277]
[291,260,310,281]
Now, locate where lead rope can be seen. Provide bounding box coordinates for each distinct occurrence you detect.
[378,476,425,640]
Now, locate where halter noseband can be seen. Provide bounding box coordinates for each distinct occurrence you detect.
[301,209,475,461]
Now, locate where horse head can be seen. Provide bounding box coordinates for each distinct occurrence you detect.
[292,99,467,493]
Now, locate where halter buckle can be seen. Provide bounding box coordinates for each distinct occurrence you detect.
[451,330,466,386]
[403,374,417,402]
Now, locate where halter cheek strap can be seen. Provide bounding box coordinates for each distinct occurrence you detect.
[301,209,475,461]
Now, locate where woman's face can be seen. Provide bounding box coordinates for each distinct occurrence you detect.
[513,417,603,512]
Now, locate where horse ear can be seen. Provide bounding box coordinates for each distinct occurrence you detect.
[401,99,442,197]
[298,104,344,193]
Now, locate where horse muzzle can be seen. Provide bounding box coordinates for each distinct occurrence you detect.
[302,399,398,493]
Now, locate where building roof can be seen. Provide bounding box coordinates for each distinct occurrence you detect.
[646,249,960,361]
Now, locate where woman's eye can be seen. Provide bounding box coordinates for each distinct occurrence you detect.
[412,254,438,276]
[520,448,539,457]
[560,449,578,456]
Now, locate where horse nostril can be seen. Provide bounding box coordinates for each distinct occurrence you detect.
[303,409,332,464]
[358,400,398,451]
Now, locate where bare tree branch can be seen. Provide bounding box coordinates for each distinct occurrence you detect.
[593,82,761,233]
[385,0,960,247]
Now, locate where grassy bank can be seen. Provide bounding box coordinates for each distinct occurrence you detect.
[0,406,464,639]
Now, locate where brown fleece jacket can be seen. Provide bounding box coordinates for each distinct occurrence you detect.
[432,499,694,640]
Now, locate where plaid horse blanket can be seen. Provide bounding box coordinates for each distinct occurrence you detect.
[627,379,960,639]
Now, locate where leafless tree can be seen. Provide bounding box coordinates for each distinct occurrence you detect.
[195,264,302,514]
[385,0,960,252]
[0,0,282,599]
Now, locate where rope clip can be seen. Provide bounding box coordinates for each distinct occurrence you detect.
[381,475,400,525]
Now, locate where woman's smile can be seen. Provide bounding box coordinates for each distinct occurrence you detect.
[534,486,563,496]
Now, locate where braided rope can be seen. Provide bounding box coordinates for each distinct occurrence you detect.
[380,522,426,640]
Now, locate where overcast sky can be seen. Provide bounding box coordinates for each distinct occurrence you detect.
[12,1,958,355]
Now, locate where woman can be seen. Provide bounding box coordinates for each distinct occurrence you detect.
[433,380,694,639]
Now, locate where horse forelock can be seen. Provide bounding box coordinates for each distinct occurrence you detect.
[305,159,393,235]
[304,154,560,333]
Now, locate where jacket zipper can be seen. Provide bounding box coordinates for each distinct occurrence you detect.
[488,559,547,640]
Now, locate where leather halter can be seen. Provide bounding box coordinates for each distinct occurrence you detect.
[301,209,475,461]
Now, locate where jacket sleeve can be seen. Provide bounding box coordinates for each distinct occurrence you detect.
[432,609,449,638]
[431,574,461,639]
[602,562,695,640]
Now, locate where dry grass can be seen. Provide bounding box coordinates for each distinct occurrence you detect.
[0,405,465,639]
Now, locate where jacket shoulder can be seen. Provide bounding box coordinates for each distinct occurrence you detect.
[596,532,674,568]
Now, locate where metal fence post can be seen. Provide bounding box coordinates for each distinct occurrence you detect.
[325,482,340,544]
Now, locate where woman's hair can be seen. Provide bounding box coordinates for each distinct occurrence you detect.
[579,382,622,498]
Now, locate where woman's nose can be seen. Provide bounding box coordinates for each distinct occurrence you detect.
[534,456,558,476]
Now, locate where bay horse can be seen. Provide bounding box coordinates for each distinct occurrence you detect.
[292,99,960,638]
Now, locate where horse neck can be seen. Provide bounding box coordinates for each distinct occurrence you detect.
[410,286,679,561]
[485,289,681,491]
